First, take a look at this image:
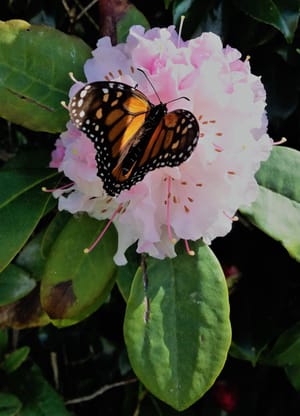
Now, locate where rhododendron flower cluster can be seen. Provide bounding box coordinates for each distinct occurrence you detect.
[50,25,273,265]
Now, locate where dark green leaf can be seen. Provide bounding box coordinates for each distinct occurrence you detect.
[164,0,173,8]
[116,5,150,43]
[3,149,51,170]
[240,146,300,262]
[15,232,47,281]
[230,341,266,366]
[1,346,30,374]
[267,322,300,366]
[285,365,300,390]
[0,265,36,306]
[41,214,117,324]
[172,0,223,39]
[41,211,72,257]
[7,364,71,415]
[0,393,22,416]
[0,178,58,272]
[0,169,57,209]
[124,242,231,410]
[233,0,300,43]
[116,245,139,301]
[0,19,91,132]
[0,330,8,358]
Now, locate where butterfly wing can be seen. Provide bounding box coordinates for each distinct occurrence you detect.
[70,82,199,196]
[69,81,152,194]
[117,109,199,189]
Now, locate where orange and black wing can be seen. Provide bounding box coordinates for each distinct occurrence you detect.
[70,82,199,196]
[118,109,199,188]
[69,81,152,195]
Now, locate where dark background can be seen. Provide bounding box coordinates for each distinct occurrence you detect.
[1,1,300,415]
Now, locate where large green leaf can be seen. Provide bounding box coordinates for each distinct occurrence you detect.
[240,146,300,262]
[0,176,59,272]
[0,19,91,132]
[233,0,300,43]
[41,214,117,324]
[41,211,72,257]
[124,242,231,410]
[0,168,57,209]
[0,265,36,306]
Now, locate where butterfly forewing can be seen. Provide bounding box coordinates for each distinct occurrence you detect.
[69,81,199,196]
[70,81,152,192]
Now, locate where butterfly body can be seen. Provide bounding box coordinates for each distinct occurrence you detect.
[70,81,199,196]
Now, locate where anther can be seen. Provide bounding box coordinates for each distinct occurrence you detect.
[61,101,69,110]
[184,240,195,256]
[223,211,239,222]
[273,137,287,146]
[69,72,78,83]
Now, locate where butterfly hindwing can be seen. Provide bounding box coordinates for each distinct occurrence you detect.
[116,109,199,190]
[69,81,199,196]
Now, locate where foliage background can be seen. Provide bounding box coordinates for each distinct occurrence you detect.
[0,0,300,415]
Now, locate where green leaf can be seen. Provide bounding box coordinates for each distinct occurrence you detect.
[0,286,50,329]
[41,214,117,324]
[41,211,72,257]
[0,19,91,132]
[1,346,30,374]
[3,149,51,170]
[0,177,58,272]
[240,146,300,262]
[0,169,57,209]
[15,232,47,281]
[233,0,300,43]
[285,365,300,390]
[116,245,140,301]
[116,5,150,43]
[267,322,300,366]
[7,364,71,415]
[230,341,266,366]
[164,0,173,8]
[0,330,8,358]
[124,242,231,410]
[0,393,22,416]
[0,265,36,306]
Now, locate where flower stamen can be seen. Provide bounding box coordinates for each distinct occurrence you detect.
[184,240,195,256]
[42,182,74,193]
[223,211,239,222]
[178,15,185,48]
[84,204,123,253]
[273,137,287,146]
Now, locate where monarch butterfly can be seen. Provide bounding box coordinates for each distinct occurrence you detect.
[69,70,199,196]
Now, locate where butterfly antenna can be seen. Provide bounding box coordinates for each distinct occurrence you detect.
[165,96,190,105]
[137,68,191,106]
[137,68,162,104]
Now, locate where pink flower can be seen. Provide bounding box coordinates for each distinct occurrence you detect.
[51,26,273,265]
